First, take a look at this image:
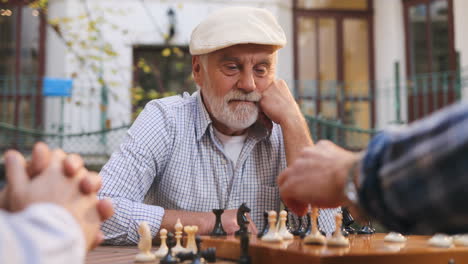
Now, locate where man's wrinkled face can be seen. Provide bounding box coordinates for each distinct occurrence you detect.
[193,44,277,131]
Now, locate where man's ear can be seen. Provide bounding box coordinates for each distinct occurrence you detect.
[192,55,203,87]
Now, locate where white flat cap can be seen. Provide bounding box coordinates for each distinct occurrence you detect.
[189,6,287,55]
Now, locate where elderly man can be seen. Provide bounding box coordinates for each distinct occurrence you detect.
[99,6,337,245]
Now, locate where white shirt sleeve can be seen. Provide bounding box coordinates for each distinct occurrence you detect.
[0,203,86,264]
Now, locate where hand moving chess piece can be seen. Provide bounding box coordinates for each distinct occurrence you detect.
[160,232,178,264]
[303,208,326,245]
[235,203,251,236]
[185,225,198,254]
[135,222,156,262]
[154,228,169,258]
[277,210,293,240]
[211,209,227,236]
[172,218,187,254]
[327,213,350,247]
[261,211,282,243]
[257,211,269,238]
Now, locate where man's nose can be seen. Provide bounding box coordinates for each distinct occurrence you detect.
[237,70,256,93]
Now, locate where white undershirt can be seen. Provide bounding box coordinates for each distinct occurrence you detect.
[213,128,247,165]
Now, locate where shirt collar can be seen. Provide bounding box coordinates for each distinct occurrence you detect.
[195,91,272,142]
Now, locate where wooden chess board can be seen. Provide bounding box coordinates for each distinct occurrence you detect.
[85,246,235,264]
[201,233,468,264]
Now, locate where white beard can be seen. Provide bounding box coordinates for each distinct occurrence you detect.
[202,87,261,131]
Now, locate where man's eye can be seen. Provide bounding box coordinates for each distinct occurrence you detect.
[225,65,238,71]
[255,67,267,75]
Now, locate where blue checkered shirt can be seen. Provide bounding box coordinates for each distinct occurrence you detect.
[360,102,468,234]
[99,91,337,245]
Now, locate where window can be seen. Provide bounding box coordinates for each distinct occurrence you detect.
[403,0,456,121]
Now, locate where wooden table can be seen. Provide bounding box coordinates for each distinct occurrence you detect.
[86,234,468,264]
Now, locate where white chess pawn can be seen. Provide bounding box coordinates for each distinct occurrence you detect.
[135,222,156,262]
[185,225,198,253]
[172,218,187,254]
[261,211,282,243]
[304,207,326,245]
[277,210,293,240]
[154,228,168,258]
[327,213,349,247]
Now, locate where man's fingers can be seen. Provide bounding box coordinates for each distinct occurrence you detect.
[90,231,104,250]
[97,199,114,221]
[64,154,84,178]
[27,142,51,178]
[4,151,28,196]
[80,172,102,194]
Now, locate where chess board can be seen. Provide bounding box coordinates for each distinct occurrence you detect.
[85,246,236,264]
[201,233,468,264]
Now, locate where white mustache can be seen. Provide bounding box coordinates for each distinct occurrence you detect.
[225,90,261,103]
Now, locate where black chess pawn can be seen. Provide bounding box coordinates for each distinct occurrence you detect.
[358,219,376,235]
[257,211,269,238]
[211,209,227,236]
[235,203,251,236]
[238,231,251,264]
[342,207,356,235]
[160,232,179,264]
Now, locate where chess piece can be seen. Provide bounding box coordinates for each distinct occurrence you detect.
[342,207,356,235]
[211,209,227,236]
[358,218,375,234]
[235,203,251,236]
[201,247,217,263]
[160,232,178,264]
[327,213,350,247]
[257,211,269,238]
[261,211,282,242]
[172,218,187,254]
[428,234,453,248]
[238,231,251,264]
[177,235,216,263]
[154,228,169,258]
[191,235,204,264]
[303,208,326,245]
[135,222,156,262]
[277,210,293,240]
[384,232,407,243]
[185,225,198,253]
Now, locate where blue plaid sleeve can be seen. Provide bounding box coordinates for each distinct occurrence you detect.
[359,103,468,234]
[98,101,174,245]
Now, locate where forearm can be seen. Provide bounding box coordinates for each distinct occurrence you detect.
[280,113,313,165]
[100,197,164,245]
[359,103,468,234]
[0,204,85,264]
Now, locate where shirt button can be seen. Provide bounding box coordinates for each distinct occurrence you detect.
[221,159,226,165]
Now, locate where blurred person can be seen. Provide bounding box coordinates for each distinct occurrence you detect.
[278,102,468,235]
[98,6,338,245]
[0,143,114,264]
